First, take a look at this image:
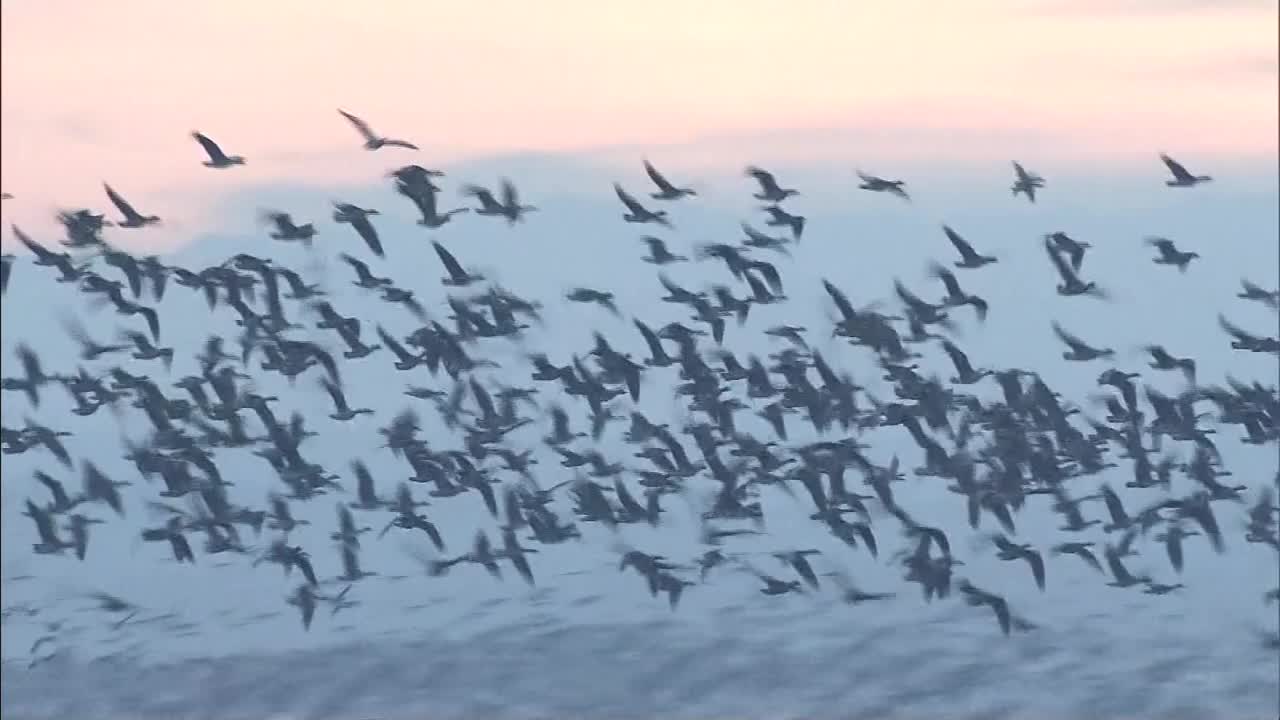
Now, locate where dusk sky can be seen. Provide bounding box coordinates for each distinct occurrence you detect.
[1,0,1277,248]
[2,3,1279,717]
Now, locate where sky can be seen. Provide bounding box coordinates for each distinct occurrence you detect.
[1,1,1278,715]
[1,0,1277,245]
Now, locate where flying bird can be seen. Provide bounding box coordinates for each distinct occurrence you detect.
[1160,153,1212,187]
[103,184,160,228]
[614,183,672,227]
[191,132,245,168]
[643,160,696,200]
[338,109,419,151]
[1011,162,1045,202]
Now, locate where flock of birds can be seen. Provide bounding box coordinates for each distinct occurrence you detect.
[1,110,1278,666]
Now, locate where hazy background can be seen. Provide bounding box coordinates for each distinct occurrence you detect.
[1,2,1278,718]
[2,0,1278,247]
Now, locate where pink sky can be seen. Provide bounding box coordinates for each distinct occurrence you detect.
[1,0,1275,241]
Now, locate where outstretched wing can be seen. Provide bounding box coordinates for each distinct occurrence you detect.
[614,183,644,214]
[942,225,977,261]
[501,179,519,208]
[1044,240,1078,285]
[191,132,229,163]
[1160,153,1192,182]
[103,184,138,218]
[338,109,377,143]
[644,160,675,192]
[433,241,466,278]
[1051,321,1088,353]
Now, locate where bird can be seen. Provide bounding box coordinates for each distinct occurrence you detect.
[856,171,909,201]
[1237,279,1280,310]
[1045,238,1106,298]
[639,236,687,265]
[941,225,997,268]
[332,203,384,257]
[433,242,483,287]
[760,205,805,240]
[745,166,798,202]
[643,160,696,200]
[1052,322,1114,361]
[338,109,418,150]
[1010,162,1045,202]
[614,183,672,227]
[262,211,317,244]
[1145,238,1199,272]
[103,185,160,228]
[191,132,245,168]
[1159,153,1212,187]
[461,180,536,224]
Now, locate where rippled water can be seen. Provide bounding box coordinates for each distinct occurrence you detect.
[5,599,1277,719]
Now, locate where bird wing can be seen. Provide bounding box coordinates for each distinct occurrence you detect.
[501,179,519,208]
[1218,314,1261,343]
[461,185,498,209]
[349,215,383,257]
[928,262,963,298]
[103,184,138,218]
[823,279,858,324]
[644,160,675,192]
[1160,153,1193,181]
[746,166,778,192]
[13,226,55,261]
[191,132,228,162]
[338,253,372,281]
[942,225,978,261]
[433,242,466,279]
[941,340,974,376]
[338,109,377,142]
[320,376,346,410]
[893,279,929,312]
[1044,240,1079,285]
[614,183,644,214]
[1051,322,1090,353]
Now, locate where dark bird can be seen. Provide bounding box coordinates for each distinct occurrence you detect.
[461,180,536,224]
[191,132,245,168]
[433,241,483,287]
[1045,238,1106,298]
[941,225,996,268]
[103,184,160,228]
[643,160,696,200]
[639,236,687,265]
[1051,542,1103,573]
[761,205,805,239]
[338,109,418,150]
[262,211,317,244]
[1011,161,1045,202]
[1145,237,1199,272]
[614,183,672,227]
[745,166,798,202]
[1160,153,1211,187]
[333,203,383,257]
[1143,345,1196,383]
[857,171,909,201]
[1237,279,1279,310]
[1053,322,1114,361]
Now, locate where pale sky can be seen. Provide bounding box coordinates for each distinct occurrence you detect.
[1,0,1276,243]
